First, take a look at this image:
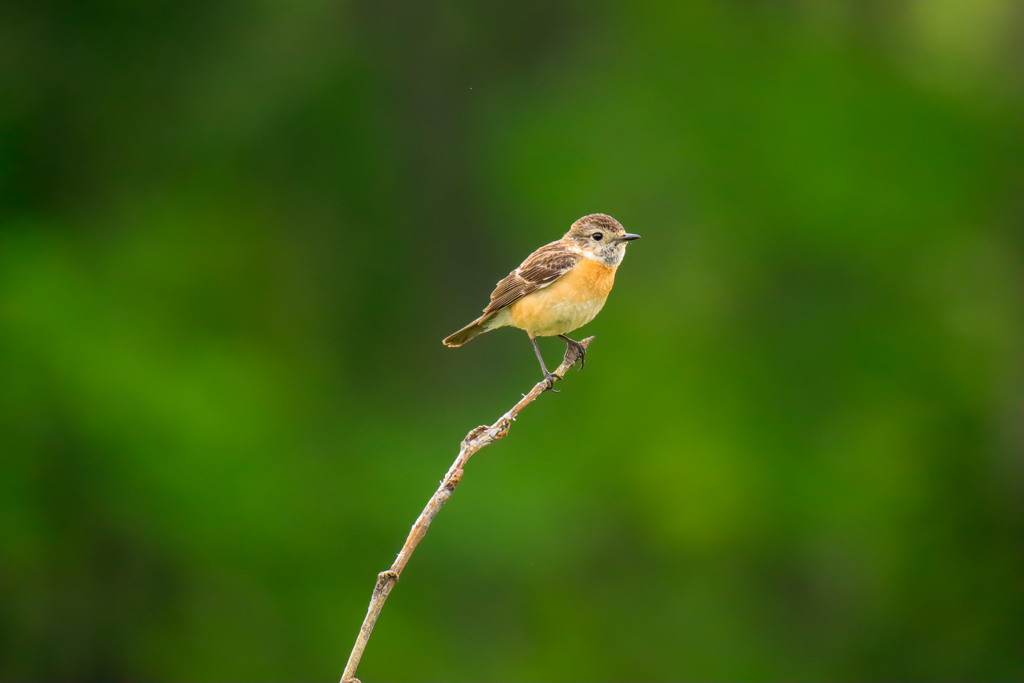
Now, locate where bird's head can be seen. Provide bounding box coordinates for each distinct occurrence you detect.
[564,213,641,266]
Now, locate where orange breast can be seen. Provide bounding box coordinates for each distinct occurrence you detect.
[507,257,618,337]
[562,256,618,298]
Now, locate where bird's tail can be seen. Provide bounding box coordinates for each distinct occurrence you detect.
[443,315,490,347]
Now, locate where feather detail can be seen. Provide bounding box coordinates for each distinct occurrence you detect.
[483,241,581,315]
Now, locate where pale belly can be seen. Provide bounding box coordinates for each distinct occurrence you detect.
[517,295,607,336]
[500,270,612,337]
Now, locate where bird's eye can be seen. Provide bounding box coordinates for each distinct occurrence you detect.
[592,232,604,242]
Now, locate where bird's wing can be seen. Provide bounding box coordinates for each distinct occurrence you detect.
[483,242,581,315]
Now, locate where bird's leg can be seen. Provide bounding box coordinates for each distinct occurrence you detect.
[529,335,561,392]
[558,334,587,370]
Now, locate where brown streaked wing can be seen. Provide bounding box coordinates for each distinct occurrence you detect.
[483,243,580,315]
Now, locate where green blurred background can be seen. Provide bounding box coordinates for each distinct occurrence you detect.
[2,1,1022,680]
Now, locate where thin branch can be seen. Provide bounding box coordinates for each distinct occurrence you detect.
[340,336,595,683]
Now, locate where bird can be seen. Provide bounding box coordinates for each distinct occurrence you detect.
[443,213,641,389]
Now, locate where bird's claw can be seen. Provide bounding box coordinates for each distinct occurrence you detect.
[543,370,563,392]
[563,340,587,370]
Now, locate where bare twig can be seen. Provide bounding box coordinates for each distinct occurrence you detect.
[340,337,594,683]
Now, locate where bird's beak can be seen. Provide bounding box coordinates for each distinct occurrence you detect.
[618,233,641,242]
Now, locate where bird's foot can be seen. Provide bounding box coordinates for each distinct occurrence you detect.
[542,370,563,392]
[561,337,587,370]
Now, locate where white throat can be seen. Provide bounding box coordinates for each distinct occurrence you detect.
[582,243,626,266]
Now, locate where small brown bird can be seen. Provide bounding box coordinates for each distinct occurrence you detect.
[443,213,640,388]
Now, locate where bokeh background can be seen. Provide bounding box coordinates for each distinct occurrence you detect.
[2,1,1022,680]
